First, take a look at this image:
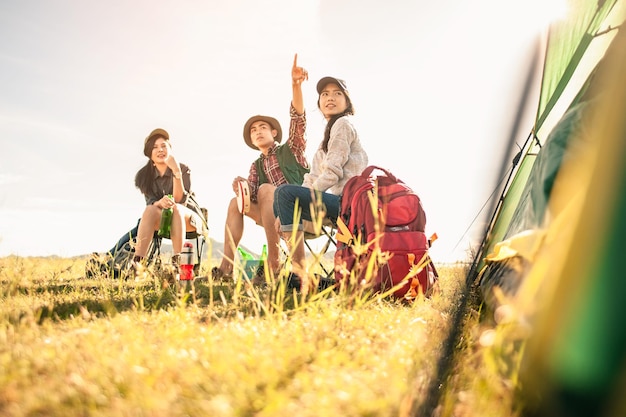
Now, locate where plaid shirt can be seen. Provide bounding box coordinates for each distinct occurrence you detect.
[248,104,308,203]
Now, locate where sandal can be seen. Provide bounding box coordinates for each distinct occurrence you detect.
[211,267,232,282]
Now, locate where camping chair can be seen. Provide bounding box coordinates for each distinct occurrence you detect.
[302,220,336,277]
[146,229,206,276]
[87,197,208,279]
[146,205,209,276]
[86,222,206,279]
[300,219,337,290]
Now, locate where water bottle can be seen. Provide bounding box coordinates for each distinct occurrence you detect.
[237,246,254,261]
[237,246,256,279]
[158,194,173,238]
[180,242,194,281]
[259,244,267,269]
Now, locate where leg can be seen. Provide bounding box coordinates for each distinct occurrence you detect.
[169,203,187,255]
[273,184,315,280]
[257,183,282,274]
[218,197,246,274]
[134,204,161,259]
[274,186,340,293]
[320,192,340,226]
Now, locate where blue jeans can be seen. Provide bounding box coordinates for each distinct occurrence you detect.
[273,184,340,232]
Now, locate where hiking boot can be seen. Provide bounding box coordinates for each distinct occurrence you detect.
[211,267,232,282]
[316,274,336,291]
[162,255,181,287]
[126,259,141,279]
[251,265,268,287]
[161,268,178,288]
[286,272,302,291]
[171,254,181,269]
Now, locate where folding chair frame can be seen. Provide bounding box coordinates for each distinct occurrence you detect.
[303,224,337,279]
[146,231,206,275]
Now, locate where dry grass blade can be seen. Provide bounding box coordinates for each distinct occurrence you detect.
[0,254,525,417]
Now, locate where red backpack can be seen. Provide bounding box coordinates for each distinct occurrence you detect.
[334,166,438,301]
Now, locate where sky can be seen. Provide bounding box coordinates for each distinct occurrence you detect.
[0,0,564,263]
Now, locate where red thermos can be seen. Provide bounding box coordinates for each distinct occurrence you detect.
[180,242,194,281]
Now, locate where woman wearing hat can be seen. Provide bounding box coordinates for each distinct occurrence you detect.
[211,53,310,282]
[131,128,206,278]
[273,76,369,293]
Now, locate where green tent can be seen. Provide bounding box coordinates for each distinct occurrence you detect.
[477,0,624,271]
[471,0,626,415]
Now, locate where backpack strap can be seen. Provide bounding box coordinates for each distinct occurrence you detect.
[335,217,353,245]
[361,165,399,183]
[185,193,209,238]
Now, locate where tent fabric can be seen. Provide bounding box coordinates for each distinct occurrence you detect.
[536,0,619,132]
[477,0,625,273]
[507,99,590,235]
[471,0,626,413]
[517,26,626,415]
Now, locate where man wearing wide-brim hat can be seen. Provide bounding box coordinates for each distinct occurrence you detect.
[212,53,310,283]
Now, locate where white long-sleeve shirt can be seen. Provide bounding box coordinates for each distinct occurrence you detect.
[302,115,368,195]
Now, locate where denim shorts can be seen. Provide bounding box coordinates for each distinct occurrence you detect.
[273,184,339,232]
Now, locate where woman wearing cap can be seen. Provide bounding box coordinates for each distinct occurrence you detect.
[211,53,310,282]
[132,128,205,278]
[273,76,369,293]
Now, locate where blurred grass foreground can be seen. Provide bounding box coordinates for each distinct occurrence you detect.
[0,255,520,417]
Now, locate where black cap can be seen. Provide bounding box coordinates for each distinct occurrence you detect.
[316,76,348,94]
[144,128,169,157]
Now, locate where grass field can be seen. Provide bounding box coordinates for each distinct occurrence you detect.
[0,255,523,417]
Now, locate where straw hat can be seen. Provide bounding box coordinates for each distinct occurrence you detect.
[242,115,282,150]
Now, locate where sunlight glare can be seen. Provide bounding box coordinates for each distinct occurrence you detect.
[507,0,569,36]
[530,0,569,30]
